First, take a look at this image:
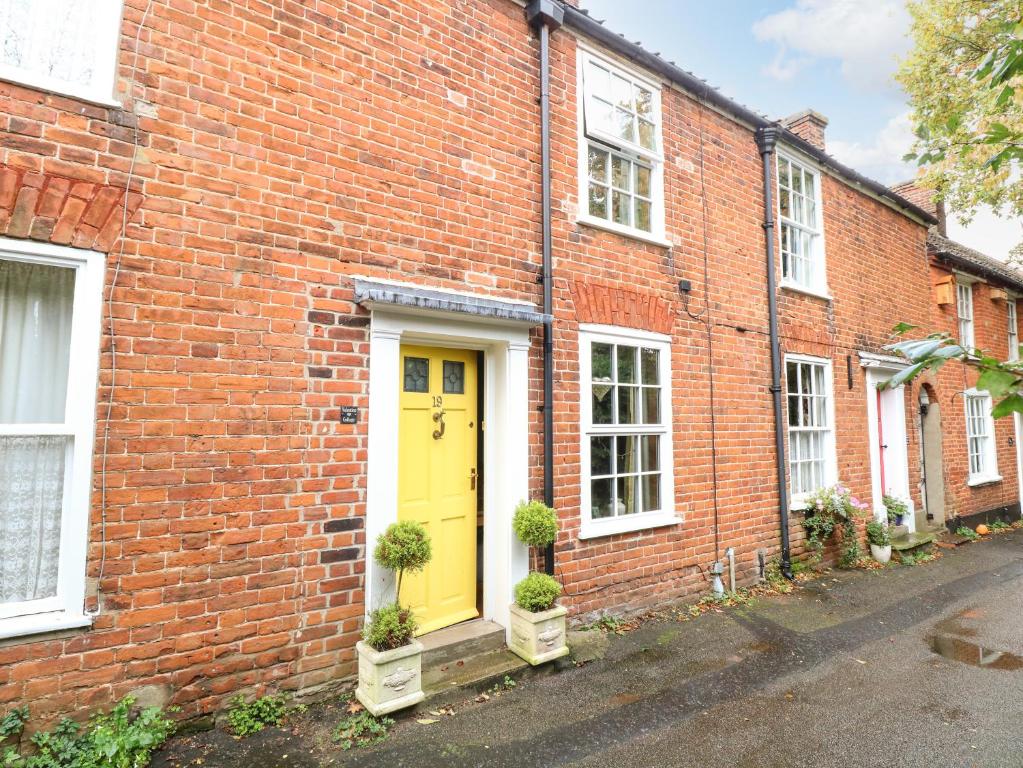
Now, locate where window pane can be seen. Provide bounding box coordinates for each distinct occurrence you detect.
[617,345,637,383]
[641,348,659,385]
[779,189,790,219]
[642,473,661,512]
[0,435,67,603]
[592,342,613,380]
[778,160,790,190]
[588,183,608,219]
[641,435,659,472]
[586,60,611,96]
[612,191,630,226]
[642,386,660,424]
[587,146,609,181]
[614,108,635,142]
[442,360,464,394]
[0,259,75,423]
[612,73,632,109]
[616,435,638,474]
[587,96,612,133]
[591,436,612,476]
[638,119,655,151]
[592,385,614,424]
[403,356,429,393]
[618,385,637,423]
[611,155,630,191]
[616,476,638,515]
[635,87,652,117]
[635,165,652,198]
[591,478,613,519]
[635,200,651,232]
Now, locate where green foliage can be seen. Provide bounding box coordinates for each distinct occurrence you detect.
[332,711,393,750]
[898,0,1023,235]
[887,329,1023,418]
[956,525,981,541]
[362,602,417,651]
[882,495,910,524]
[866,520,891,547]
[803,485,868,567]
[514,572,562,612]
[226,693,300,737]
[992,520,1011,530]
[373,521,432,602]
[512,500,559,548]
[1,697,176,768]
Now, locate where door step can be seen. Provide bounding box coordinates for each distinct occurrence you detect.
[419,620,528,708]
[890,531,936,552]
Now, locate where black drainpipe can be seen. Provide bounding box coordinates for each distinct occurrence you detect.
[526,0,562,576]
[755,125,793,580]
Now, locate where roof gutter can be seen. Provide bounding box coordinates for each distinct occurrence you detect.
[932,251,1023,294]
[560,3,938,228]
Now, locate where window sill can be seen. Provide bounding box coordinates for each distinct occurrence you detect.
[0,71,122,109]
[780,280,832,302]
[579,512,682,540]
[576,216,672,248]
[0,611,92,642]
[967,474,1002,488]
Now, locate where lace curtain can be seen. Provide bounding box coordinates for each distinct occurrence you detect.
[0,0,96,88]
[0,259,74,605]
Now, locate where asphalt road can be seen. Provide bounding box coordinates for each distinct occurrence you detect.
[155,529,1023,768]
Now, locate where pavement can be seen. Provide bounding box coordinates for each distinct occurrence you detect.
[153,529,1023,768]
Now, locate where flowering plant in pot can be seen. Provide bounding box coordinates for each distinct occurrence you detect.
[865,520,892,564]
[803,484,869,568]
[508,500,570,665]
[883,494,909,526]
[355,520,432,716]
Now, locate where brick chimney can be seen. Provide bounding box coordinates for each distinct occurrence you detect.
[890,180,946,234]
[782,109,828,151]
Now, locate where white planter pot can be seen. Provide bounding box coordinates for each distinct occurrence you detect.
[508,603,570,666]
[355,639,425,716]
[870,544,892,564]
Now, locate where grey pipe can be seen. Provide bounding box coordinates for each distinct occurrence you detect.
[755,126,793,580]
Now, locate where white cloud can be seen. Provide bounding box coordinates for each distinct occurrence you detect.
[946,208,1023,262]
[752,0,911,91]
[829,110,916,184]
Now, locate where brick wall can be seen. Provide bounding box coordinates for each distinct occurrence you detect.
[0,0,949,725]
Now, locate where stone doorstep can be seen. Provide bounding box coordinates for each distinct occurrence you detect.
[890,530,937,552]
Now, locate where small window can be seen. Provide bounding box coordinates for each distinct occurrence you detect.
[0,239,104,638]
[957,282,974,349]
[578,49,663,240]
[965,390,998,485]
[1008,300,1018,361]
[0,0,123,103]
[403,357,429,393]
[778,155,825,294]
[785,357,835,500]
[442,360,464,394]
[579,327,675,538]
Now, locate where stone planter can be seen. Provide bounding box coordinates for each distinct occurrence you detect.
[355,639,425,716]
[508,603,570,666]
[870,544,892,564]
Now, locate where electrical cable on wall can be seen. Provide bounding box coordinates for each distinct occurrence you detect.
[92,0,154,617]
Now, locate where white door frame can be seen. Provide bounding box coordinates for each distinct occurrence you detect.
[863,361,915,531]
[365,308,531,640]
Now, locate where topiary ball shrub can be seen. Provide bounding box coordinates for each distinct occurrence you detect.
[514,572,562,613]
[374,520,432,599]
[363,602,417,651]
[512,500,558,548]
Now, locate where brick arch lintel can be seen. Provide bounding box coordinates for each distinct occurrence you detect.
[570,279,674,335]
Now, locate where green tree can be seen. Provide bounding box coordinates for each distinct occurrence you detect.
[899,0,1023,227]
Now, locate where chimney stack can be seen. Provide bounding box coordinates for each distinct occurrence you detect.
[782,109,828,151]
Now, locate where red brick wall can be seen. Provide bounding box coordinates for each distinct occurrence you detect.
[0,0,946,726]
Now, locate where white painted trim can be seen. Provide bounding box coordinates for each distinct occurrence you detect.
[784,353,838,510]
[364,309,531,642]
[0,0,124,106]
[858,351,911,371]
[776,152,828,297]
[0,237,104,637]
[576,46,667,244]
[864,368,915,531]
[577,327,677,540]
[964,388,999,486]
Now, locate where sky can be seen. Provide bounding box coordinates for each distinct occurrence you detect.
[580,0,1022,260]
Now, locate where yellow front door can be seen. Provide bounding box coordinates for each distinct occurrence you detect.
[398,345,479,635]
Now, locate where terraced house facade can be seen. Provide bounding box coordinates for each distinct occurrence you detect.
[1,0,1019,722]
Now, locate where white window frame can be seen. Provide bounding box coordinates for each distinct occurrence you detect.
[964,389,1000,486]
[957,280,975,349]
[0,1,124,106]
[578,324,678,539]
[0,238,103,640]
[1008,298,1018,361]
[576,45,668,246]
[777,151,828,298]
[784,354,837,508]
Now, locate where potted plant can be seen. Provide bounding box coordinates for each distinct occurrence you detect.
[508,500,570,665]
[355,520,432,716]
[865,520,892,564]
[883,494,909,526]
[803,484,869,568]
